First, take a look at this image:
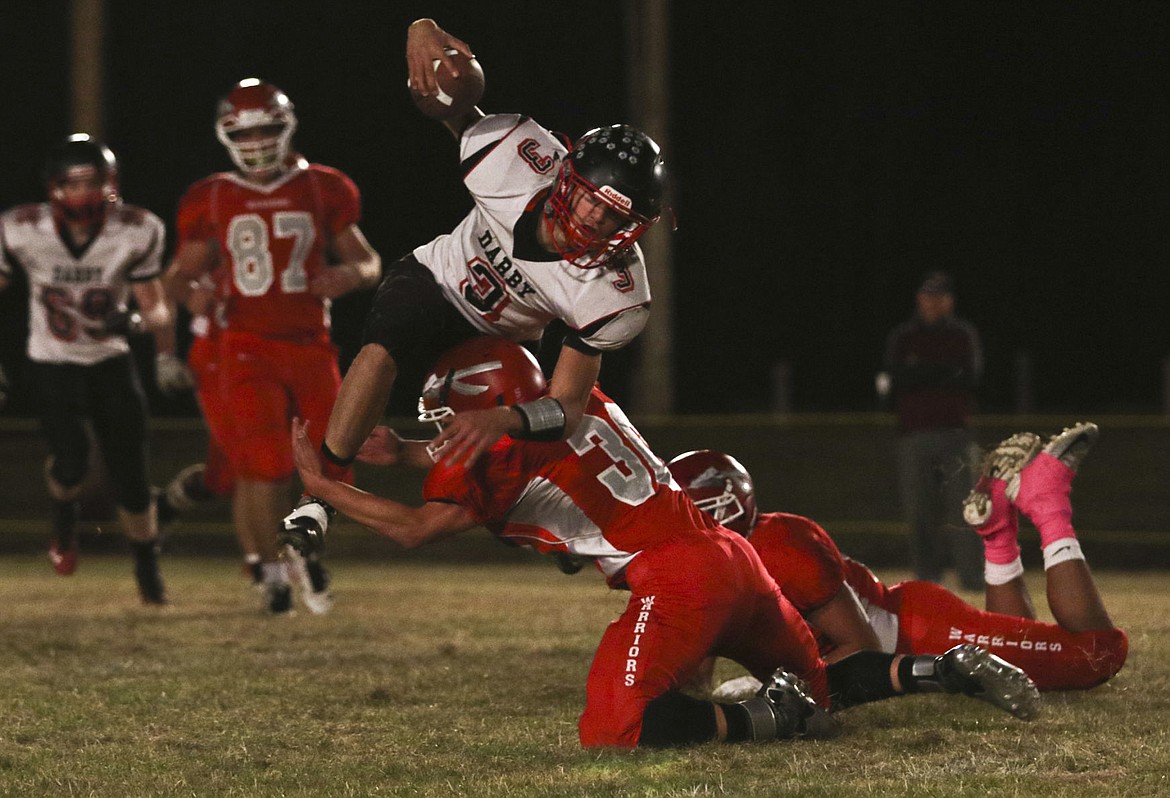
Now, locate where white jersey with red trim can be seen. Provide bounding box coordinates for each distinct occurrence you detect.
[423,387,726,587]
[0,202,164,365]
[412,114,651,350]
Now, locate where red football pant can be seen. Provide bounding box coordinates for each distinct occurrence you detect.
[886,580,1127,691]
[216,332,351,484]
[578,533,827,748]
[188,334,235,496]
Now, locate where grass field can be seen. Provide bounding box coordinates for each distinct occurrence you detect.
[2,547,1168,798]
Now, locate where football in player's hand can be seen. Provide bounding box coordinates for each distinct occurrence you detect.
[409,49,485,120]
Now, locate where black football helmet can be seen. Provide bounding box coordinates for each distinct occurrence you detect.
[215,78,297,177]
[667,450,760,537]
[545,124,667,268]
[418,337,547,428]
[44,134,120,225]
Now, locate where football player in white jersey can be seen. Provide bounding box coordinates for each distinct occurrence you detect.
[301,18,669,509]
[0,135,191,603]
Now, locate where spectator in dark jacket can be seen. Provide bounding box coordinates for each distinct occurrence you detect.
[881,271,984,590]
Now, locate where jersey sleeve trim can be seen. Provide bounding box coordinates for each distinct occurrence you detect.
[459,115,528,178]
[125,220,164,282]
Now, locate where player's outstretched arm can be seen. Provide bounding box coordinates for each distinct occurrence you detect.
[356,425,436,470]
[545,345,600,438]
[292,417,476,548]
[310,224,382,299]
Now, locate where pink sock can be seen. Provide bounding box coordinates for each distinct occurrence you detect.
[1014,453,1076,548]
[974,479,1021,565]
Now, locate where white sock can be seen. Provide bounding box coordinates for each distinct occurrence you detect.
[262,561,288,583]
[984,557,1025,585]
[1042,538,1084,571]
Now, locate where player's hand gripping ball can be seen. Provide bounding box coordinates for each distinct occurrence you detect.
[409,48,485,120]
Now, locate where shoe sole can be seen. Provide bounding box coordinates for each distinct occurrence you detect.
[951,644,1041,720]
[1041,422,1099,472]
[962,432,1043,524]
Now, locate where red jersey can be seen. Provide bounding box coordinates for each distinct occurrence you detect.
[423,386,727,587]
[176,160,360,344]
[748,512,848,613]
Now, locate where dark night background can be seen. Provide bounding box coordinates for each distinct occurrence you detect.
[2,1,1168,418]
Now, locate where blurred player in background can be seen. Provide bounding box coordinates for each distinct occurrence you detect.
[283,337,1038,748]
[296,17,670,523]
[163,79,381,615]
[0,134,192,603]
[668,422,1126,696]
[153,275,250,581]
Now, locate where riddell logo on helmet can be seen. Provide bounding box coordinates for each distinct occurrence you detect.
[598,185,632,210]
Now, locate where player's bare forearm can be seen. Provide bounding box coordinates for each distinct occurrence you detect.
[356,425,437,470]
[163,240,217,305]
[806,586,884,664]
[443,108,486,140]
[314,225,381,297]
[294,416,471,547]
[547,346,602,437]
[325,344,397,461]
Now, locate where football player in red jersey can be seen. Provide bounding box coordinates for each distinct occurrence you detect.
[301,16,670,520]
[668,428,1127,696]
[154,276,255,581]
[0,135,192,603]
[163,79,381,615]
[283,337,1038,748]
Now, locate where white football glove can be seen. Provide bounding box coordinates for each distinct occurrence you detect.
[155,353,195,396]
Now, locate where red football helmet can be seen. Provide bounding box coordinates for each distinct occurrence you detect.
[44,134,120,226]
[215,78,297,178]
[667,450,759,537]
[544,125,666,269]
[418,337,547,428]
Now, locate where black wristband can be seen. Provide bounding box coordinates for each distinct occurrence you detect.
[320,440,356,467]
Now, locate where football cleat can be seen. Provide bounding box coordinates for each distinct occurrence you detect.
[133,551,169,606]
[1040,422,1099,473]
[285,546,333,615]
[48,540,78,576]
[744,669,828,740]
[279,496,334,556]
[962,432,1042,526]
[934,644,1040,720]
[266,581,294,616]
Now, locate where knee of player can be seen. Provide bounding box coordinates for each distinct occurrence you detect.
[1093,627,1129,682]
[637,692,718,748]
